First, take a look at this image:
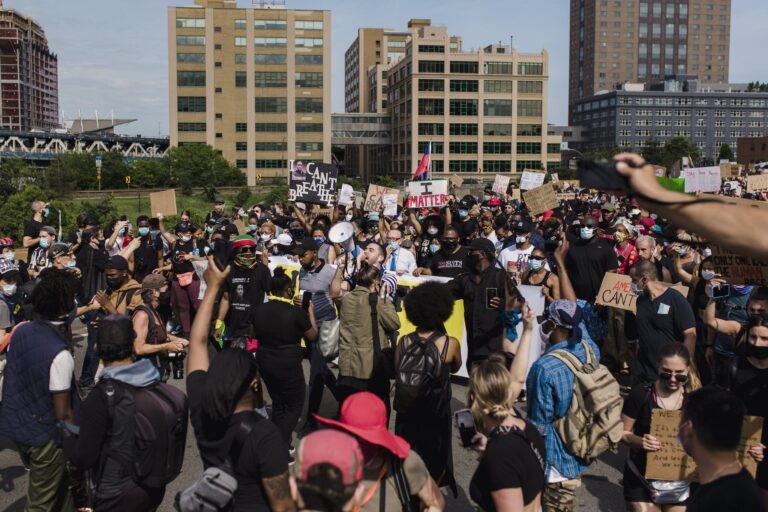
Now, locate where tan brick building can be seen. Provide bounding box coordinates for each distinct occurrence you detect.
[168,0,330,185]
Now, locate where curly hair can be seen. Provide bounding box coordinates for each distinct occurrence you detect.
[31,268,77,320]
[403,282,455,331]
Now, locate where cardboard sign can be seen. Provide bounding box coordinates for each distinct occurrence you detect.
[492,174,511,195]
[720,162,740,179]
[709,246,768,286]
[747,174,768,193]
[559,180,580,191]
[150,189,177,216]
[338,184,355,207]
[550,173,559,183]
[382,194,398,216]
[646,409,762,481]
[520,170,546,191]
[288,161,338,206]
[595,274,689,313]
[510,188,521,202]
[653,165,668,177]
[449,174,464,188]
[522,183,559,215]
[364,184,401,212]
[681,166,721,193]
[405,180,448,208]
[557,192,576,202]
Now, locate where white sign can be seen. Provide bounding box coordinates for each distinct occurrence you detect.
[338,184,354,207]
[405,180,448,208]
[520,170,546,191]
[492,174,510,195]
[382,194,398,216]
[681,166,721,193]
[550,173,559,183]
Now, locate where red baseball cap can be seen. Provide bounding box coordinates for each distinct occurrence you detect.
[295,430,363,485]
[314,392,411,459]
[488,197,501,206]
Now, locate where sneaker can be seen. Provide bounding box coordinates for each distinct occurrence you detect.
[516,389,527,403]
[289,444,296,456]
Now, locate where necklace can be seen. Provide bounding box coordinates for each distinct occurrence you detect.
[654,384,683,410]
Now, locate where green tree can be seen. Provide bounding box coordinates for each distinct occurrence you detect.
[663,136,700,169]
[166,145,245,195]
[0,185,47,242]
[641,138,665,165]
[0,158,36,197]
[255,184,289,205]
[718,143,735,162]
[374,175,398,188]
[130,160,171,188]
[234,186,253,207]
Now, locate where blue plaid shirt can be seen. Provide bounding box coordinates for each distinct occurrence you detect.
[526,321,600,479]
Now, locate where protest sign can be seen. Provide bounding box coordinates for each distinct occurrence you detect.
[709,246,768,286]
[288,161,338,206]
[509,188,521,202]
[338,184,355,206]
[449,174,464,188]
[150,189,177,216]
[549,173,559,183]
[556,192,576,202]
[382,194,398,216]
[405,180,448,208]
[646,409,762,481]
[720,162,740,179]
[746,174,768,193]
[656,177,686,193]
[596,274,688,313]
[522,183,559,215]
[492,174,511,195]
[520,170,546,190]
[653,165,667,177]
[559,180,580,190]
[700,193,768,210]
[681,166,721,193]
[364,184,401,212]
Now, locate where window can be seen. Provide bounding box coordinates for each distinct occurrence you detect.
[177,53,205,63]
[255,142,288,151]
[517,100,541,117]
[418,79,444,92]
[255,123,287,132]
[640,2,648,16]
[295,98,323,113]
[177,96,206,112]
[483,142,512,154]
[255,159,288,169]
[547,144,561,154]
[235,54,247,64]
[214,44,222,51]
[255,97,288,113]
[176,18,205,28]
[295,20,323,30]
[255,54,287,65]
[235,37,247,47]
[236,142,247,151]
[294,72,322,88]
[516,142,541,154]
[388,40,406,48]
[418,123,444,135]
[485,80,513,93]
[484,61,513,74]
[418,45,444,53]
[177,71,205,86]
[665,23,674,37]
[418,60,444,73]
[296,55,323,65]
[295,38,323,48]
[449,99,478,116]
[235,71,247,87]
[449,160,478,172]
[296,123,323,132]
[484,99,513,116]
[518,62,543,75]
[254,37,287,47]
[254,19,287,30]
[235,19,246,29]
[418,98,444,115]
[449,123,478,135]
[518,81,543,94]
[417,141,443,154]
[176,36,205,46]
[235,123,247,132]
[236,160,248,169]
[450,142,477,154]
[517,124,541,136]
[450,61,478,73]
[450,80,478,92]
[516,160,542,172]
[485,123,513,136]
[483,160,512,173]
[178,122,206,132]
[256,72,287,87]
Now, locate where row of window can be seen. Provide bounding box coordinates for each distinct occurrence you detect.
[233,142,323,152]
[416,79,543,94]
[417,61,544,76]
[417,98,542,117]
[252,97,323,113]
[416,123,543,137]
[179,18,323,30]
[409,141,555,155]
[178,52,323,65]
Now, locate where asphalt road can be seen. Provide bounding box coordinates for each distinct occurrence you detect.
[0,321,628,511]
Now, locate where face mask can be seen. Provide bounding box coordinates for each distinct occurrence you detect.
[43,207,50,218]
[66,260,77,269]
[700,269,716,281]
[614,231,627,243]
[345,213,353,222]
[429,244,440,254]
[180,235,192,243]
[290,228,306,239]
[106,276,125,290]
[150,229,161,236]
[3,252,14,261]
[529,258,543,271]
[515,235,527,244]
[442,239,457,251]
[427,227,439,236]
[467,253,482,272]
[631,281,642,295]
[206,226,214,234]
[579,227,595,240]
[2,283,16,296]
[247,225,258,232]
[239,211,248,218]
[746,343,768,360]
[138,227,150,237]
[388,242,399,252]
[314,236,326,245]
[650,213,658,220]
[538,322,552,345]
[119,228,126,236]
[458,209,469,218]
[260,233,272,242]
[39,238,50,249]
[368,214,379,222]
[235,253,257,268]
[157,289,171,303]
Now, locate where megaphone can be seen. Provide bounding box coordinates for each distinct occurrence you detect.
[329,221,356,254]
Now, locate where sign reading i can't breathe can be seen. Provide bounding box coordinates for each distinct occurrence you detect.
[288,161,338,206]
[405,180,448,208]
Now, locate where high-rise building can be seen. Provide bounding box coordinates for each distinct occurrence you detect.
[0,1,58,131]
[168,0,331,185]
[569,0,731,122]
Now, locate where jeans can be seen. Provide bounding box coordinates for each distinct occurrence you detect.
[171,279,201,336]
[259,347,305,448]
[79,311,100,387]
[303,342,337,428]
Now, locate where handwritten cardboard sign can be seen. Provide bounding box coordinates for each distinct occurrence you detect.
[646,409,763,481]
[405,180,448,208]
[449,174,464,188]
[522,183,559,215]
[595,274,689,313]
[150,189,177,216]
[557,192,576,202]
[364,184,401,212]
[747,174,768,193]
[338,184,355,206]
[492,174,511,195]
[510,188,521,202]
[288,161,338,206]
[709,246,768,286]
[681,166,721,193]
[720,162,740,179]
[520,170,546,191]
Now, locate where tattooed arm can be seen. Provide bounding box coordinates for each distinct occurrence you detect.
[262,471,298,512]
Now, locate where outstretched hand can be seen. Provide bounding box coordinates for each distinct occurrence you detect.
[203,256,231,287]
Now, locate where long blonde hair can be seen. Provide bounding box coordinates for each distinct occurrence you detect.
[468,355,515,433]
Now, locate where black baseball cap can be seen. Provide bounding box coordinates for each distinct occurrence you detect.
[291,237,319,255]
[510,220,534,233]
[215,197,225,204]
[49,243,72,260]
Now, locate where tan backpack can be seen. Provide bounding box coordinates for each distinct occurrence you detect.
[548,340,624,461]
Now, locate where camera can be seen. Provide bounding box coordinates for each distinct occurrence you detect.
[578,159,632,191]
[166,350,186,380]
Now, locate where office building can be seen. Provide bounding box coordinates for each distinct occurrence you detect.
[168,0,331,185]
[0,1,58,131]
[736,136,768,165]
[569,0,731,122]
[571,79,768,161]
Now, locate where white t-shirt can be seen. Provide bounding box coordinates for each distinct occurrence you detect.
[49,351,75,392]
[498,244,550,283]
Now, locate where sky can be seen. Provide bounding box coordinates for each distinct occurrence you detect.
[12,0,768,136]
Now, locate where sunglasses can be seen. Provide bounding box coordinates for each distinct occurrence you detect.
[658,371,689,385]
[530,256,546,261]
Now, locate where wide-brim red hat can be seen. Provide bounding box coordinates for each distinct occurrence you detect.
[313,392,410,459]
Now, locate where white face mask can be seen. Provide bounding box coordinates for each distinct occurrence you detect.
[260,233,272,242]
[427,227,439,236]
[515,235,527,244]
[345,213,353,222]
[700,269,716,281]
[3,252,13,261]
[2,283,16,296]
[180,235,192,243]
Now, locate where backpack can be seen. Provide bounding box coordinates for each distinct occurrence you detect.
[99,379,189,489]
[548,340,623,462]
[393,331,448,412]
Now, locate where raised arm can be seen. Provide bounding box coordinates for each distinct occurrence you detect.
[553,235,577,302]
[508,305,534,401]
[187,256,231,375]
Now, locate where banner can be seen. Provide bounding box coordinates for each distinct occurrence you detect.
[338,184,355,207]
[645,409,762,481]
[680,166,721,193]
[522,183,559,215]
[364,184,401,212]
[150,189,177,216]
[405,180,448,208]
[595,274,688,313]
[492,174,511,195]
[747,174,768,193]
[709,246,768,286]
[288,161,338,206]
[520,170,546,191]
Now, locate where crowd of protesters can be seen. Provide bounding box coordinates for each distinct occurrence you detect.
[0,153,766,511]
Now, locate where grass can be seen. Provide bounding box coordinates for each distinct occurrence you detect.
[112,192,242,226]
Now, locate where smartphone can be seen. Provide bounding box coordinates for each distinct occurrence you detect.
[485,288,499,309]
[301,290,313,310]
[454,409,478,447]
[709,284,730,299]
[578,159,632,191]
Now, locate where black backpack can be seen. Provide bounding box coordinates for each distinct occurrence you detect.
[393,331,448,412]
[98,378,189,489]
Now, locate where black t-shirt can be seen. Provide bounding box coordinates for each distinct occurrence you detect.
[564,235,618,302]
[469,421,546,511]
[187,370,289,512]
[732,357,768,487]
[132,235,163,282]
[621,384,678,473]
[252,300,310,349]
[687,468,763,512]
[23,218,43,262]
[171,239,209,276]
[225,264,271,337]
[430,247,468,278]
[632,288,696,384]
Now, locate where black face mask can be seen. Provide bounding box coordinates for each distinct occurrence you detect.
[467,253,482,272]
[157,290,171,304]
[746,343,768,360]
[442,240,458,251]
[106,276,126,290]
[290,228,306,239]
